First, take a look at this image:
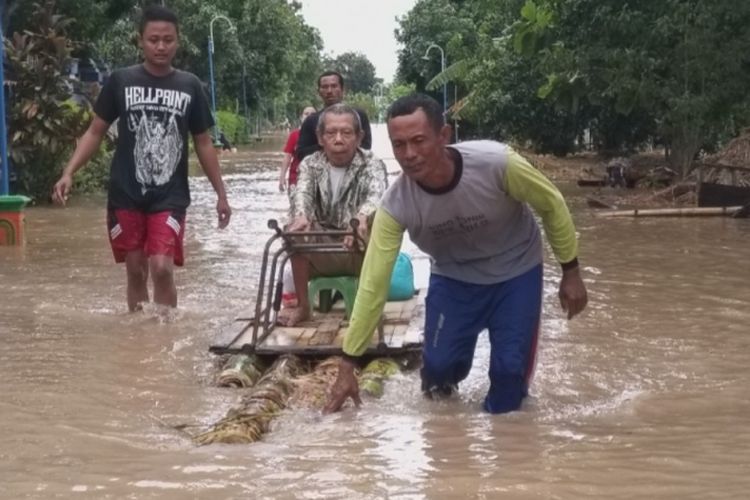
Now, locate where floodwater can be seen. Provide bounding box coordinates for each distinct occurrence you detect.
[2,125,749,499]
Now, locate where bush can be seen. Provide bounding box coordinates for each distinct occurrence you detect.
[75,147,112,193]
[5,3,91,201]
[344,92,378,123]
[216,110,250,145]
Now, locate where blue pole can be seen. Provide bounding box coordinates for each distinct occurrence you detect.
[207,35,218,143]
[1,22,10,196]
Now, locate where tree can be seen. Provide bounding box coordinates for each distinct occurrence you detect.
[394,0,478,103]
[8,0,134,43]
[323,52,378,94]
[5,2,104,200]
[513,0,750,176]
[37,0,325,127]
[464,39,583,154]
[345,92,378,123]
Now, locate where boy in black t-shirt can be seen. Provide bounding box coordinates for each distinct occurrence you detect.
[52,5,231,312]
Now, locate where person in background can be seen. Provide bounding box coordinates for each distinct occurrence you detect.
[218,131,234,153]
[51,5,231,312]
[279,106,317,209]
[294,71,372,163]
[324,94,587,414]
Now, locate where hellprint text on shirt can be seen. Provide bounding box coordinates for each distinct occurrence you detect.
[124,86,192,194]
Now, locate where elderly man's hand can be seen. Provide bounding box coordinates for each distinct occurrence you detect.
[287,215,311,233]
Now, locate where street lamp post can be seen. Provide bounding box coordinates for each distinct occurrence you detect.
[208,15,233,144]
[241,61,249,142]
[373,82,385,123]
[422,43,446,117]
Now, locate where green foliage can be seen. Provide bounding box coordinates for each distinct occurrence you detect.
[425,59,470,92]
[464,40,580,154]
[74,147,112,193]
[394,0,478,99]
[382,82,416,119]
[343,93,378,124]
[4,2,95,200]
[393,0,750,168]
[216,110,250,145]
[386,82,417,102]
[323,52,379,94]
[94,12,141,67]
[10,0,325,131]
[8,0,133,43]
[511,0,750,175]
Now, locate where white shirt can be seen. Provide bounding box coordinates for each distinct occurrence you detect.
[328,165,347,199]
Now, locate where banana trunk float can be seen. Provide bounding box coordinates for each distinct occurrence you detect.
[195,355,305,445]
[358,358,400,398]
[216,353,266,388]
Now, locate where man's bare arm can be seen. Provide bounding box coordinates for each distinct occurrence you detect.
[193,131,231,228]
[52,115,110,204]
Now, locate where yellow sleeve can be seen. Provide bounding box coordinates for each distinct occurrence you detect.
[343,208,405,356]
[504,150,578,264]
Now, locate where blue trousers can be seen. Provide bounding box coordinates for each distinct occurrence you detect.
[421,264,543,414]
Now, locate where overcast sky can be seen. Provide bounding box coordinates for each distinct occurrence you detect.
[299,0,417,84]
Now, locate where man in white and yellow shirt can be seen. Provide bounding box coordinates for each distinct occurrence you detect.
[324,94,588,414]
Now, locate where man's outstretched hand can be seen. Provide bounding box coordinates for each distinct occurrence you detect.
[559,266,588,320]
[217,196,232,229]
[323,358,362,414]
[52,174,73,205]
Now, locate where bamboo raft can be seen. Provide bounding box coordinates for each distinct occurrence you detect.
[211,291,423,357]
[188,221,424,445]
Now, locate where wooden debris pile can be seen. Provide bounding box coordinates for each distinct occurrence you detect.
[704,129,750,169]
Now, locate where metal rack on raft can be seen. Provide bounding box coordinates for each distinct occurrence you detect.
[209,218,423,358]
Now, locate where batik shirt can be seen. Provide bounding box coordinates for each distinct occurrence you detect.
[292,148,388,229]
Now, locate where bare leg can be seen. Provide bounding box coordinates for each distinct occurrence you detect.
[125,250,149,312]
[277,255,311,326]
[150,254,177,308]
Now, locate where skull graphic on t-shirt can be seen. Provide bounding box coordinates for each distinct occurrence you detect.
[133,110,183,193]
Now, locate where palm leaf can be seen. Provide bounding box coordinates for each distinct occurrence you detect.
[426,59,471,90]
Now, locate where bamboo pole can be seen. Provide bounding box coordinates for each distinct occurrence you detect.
[595,206,744,218]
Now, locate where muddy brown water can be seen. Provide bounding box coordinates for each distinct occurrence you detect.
[2,125,749,499]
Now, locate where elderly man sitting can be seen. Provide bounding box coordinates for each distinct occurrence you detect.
[278,103,388,326]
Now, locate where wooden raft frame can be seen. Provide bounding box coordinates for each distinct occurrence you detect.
[209,219,423,357]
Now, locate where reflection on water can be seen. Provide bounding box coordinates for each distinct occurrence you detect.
[2,125,750,498]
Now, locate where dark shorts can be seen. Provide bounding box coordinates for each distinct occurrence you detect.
[421,264,543,414]
[107,209,186,266]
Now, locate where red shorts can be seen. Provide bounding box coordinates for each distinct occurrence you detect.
[107,209,186,266]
